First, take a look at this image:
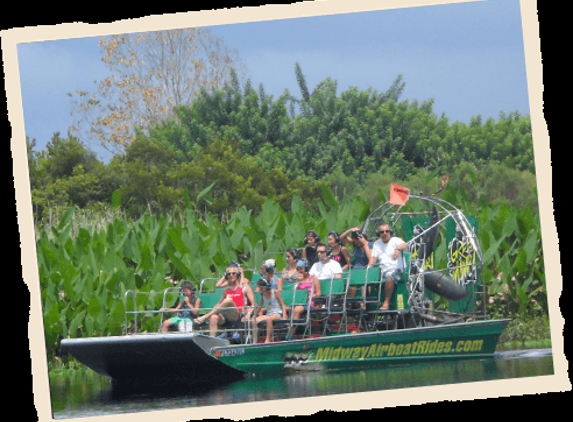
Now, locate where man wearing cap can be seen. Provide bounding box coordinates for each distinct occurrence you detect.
[369,223,408,310]
[309,243,343,280]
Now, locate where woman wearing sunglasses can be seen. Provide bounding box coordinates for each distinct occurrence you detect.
[196,264,256,337]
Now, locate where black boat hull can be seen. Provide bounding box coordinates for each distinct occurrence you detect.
[60,333,245,384]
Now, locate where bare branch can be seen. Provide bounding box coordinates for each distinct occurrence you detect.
[69,28,246,155]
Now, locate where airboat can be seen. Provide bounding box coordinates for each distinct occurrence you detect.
[61,189,509,385]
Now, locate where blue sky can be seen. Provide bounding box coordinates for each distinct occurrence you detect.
[16,0,530,163]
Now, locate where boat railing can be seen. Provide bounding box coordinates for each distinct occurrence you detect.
[199,278,220,293]
[282,281,313,340]
[122,286,247,335]
[123,257,484,340]
[124,289,182,335]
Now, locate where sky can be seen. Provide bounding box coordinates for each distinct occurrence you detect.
[15,0,530,163]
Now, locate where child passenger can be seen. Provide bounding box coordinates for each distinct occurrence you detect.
[160,281,201,332]
[252,279,287,343]
[254,259,281,292]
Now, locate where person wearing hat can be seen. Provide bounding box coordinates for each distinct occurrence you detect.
[251,278,287,343]
[160,281,201,332]
[257,259,281,291]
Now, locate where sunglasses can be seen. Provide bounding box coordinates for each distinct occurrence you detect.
[226,272,238,276]
[317,250,327,253]
[379,230,392,234]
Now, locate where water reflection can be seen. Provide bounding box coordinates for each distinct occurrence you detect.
[51,349,554,419]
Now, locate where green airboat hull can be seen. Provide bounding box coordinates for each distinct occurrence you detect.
[211,319,510,374]
[61,318,509,383]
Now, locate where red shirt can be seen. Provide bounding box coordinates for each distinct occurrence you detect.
[225,285,245,312]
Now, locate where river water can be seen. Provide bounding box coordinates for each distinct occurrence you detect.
[50,348,554,419]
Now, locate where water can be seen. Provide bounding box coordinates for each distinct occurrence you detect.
[50,349,554,419]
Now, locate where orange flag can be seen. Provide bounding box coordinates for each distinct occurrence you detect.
[389,184,410,205]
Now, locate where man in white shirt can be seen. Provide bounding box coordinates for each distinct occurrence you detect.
[369,223,408,310]
[309,243,343,280]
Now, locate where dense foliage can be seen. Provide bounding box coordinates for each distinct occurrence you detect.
[28,70,535,225]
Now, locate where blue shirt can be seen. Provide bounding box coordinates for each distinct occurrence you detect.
[352,242,373,268]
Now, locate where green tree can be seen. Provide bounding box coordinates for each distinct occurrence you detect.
[109,135,180,217]
[30,133,109,224]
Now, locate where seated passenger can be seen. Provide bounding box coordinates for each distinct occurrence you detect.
[368,223,408,310]
[278,248,299,286]
[287,259,321,339]
[194,265,255,337]
[340,227,373,269]
[327,231,352,270]
[309,243,343,280]
[160,281,201,332]
[256,259,281,291]
[252,279,288,343]
[215,261,250,288]
[340,227,374,298]
[302,230,320,268]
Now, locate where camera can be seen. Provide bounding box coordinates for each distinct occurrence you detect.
[351,230,363,239]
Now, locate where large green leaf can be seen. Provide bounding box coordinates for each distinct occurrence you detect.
[56,205,76,233]
[320,184,339,209]
[513,249,528,277]
[514,279,528,306]
[523,229,539,263]
[482,233,506,267]
[501,208,518,238]
[111,189,122,208]
[68,310,86,338]
[84,314,95,337]
[87,295,101,318]
[137,243,155,272]
[197,181,217,203]
[166,249,193,280]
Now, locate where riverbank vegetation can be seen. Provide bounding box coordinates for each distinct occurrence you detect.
[28,64,549,365]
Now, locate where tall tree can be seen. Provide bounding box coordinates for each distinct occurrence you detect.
[69,28,246,155]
